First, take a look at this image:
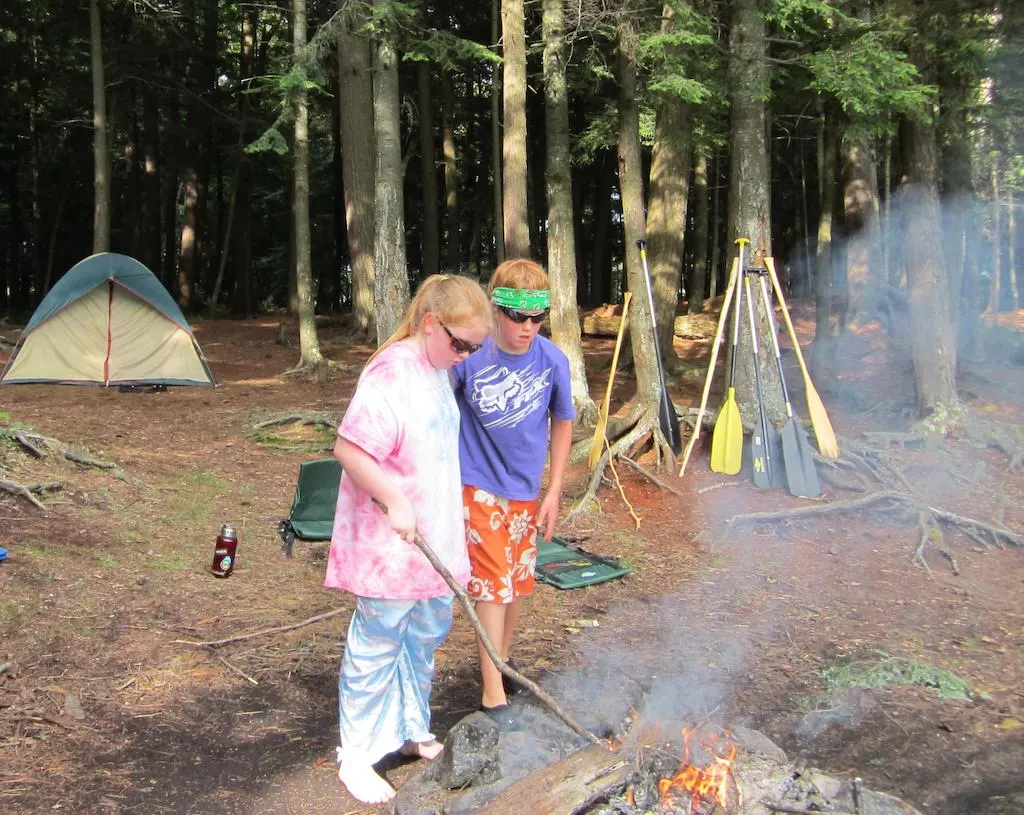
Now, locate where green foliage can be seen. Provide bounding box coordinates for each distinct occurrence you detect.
[821,650,975,701]
[406,30,501,69]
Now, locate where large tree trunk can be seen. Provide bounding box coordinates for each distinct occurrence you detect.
[811,111,838,382]
[644,3,693,370]
[726,0,780,426]
[841,131,881,330]
[988,162,1002,313]
[900,114,958,412]
[293,0,323,369]
[616,31,660,410]
[440,69,461,272]
[501,0,530,258]
[491,0,504,266]
[338,1,376,337]
[689,148,709,314]
[233,7,256,316]
[90,0,110,254]
[542,0,596,424]
[417,62,440,278]
[372,0,410,343]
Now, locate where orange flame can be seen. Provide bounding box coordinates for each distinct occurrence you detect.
[658,727,737,811]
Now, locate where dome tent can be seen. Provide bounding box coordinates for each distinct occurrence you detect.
[1,253,215,387]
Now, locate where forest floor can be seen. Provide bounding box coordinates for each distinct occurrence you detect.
[1,302,1023,815]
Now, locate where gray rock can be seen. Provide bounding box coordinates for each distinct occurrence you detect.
[436,711,501,789]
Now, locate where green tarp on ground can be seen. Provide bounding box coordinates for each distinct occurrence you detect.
[535,537,630,589]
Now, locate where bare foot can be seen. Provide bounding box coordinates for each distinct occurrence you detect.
[400,739,444,760]
[337,762,396,805]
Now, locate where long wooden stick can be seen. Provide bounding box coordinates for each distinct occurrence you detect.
[588,292,632,469]
[763,256,840,458]
[374,500,603,745]
[679,258,739,476]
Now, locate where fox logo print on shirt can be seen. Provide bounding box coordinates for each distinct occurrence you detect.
[471,363,553,429]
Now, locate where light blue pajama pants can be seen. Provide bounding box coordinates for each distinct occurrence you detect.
[337,594,454,767]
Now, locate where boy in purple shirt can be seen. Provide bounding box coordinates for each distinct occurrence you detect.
[451,259,576,713]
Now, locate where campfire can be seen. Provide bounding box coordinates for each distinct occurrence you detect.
[657,727,739,813]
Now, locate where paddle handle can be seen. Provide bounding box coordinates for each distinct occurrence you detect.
[679,258,739,477]
[727,239,748,388]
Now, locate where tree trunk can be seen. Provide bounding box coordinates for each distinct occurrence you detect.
[372,0,410,343]
[542,0,596,424]
[989,163,1002,313]
[616,31,660,408]
[417,63,440,279]
[644,2,693,367]
[293,0,323,368]
[501,0,530,258]
[440,69,461,272]
[90,0,110,254]
[491,0,504,266]
[338,0,376,337]
[726,0,780,426]
[900,113,958,412]
[811,111,838,382]
[1009,189,1019,310]
[689,148,709,314]
[232,8,256,316]
[841,131,881,330]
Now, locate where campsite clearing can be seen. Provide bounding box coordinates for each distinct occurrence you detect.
[1,311,1023,815]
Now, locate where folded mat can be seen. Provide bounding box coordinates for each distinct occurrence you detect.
[535,536,630,589]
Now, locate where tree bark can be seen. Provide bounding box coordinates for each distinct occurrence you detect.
[440,69,461,272]
[899,114,958,412]
[616,30,660,408]
[501,0,530,258]
[293,0,323,369]
[841,130,881,330]
[811,111,838,382]
[90,0,110,254]
[689,148,709,314]
[338,0,376,336]
[372,0,410,342]
[542,0,596,424]
[644,3,693,368]
[726,0,780,426]
[417,62,440,279]
[233,7,257,316]
[491,0,504,266]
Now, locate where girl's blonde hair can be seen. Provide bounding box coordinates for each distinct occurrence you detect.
[371,274,492,361]
[487,258,550,295]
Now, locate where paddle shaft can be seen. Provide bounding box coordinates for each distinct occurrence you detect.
[637,240,682,454]
[744,272,774,485]
[755,271,795,414]
[587,291,632,469]
[679,258,739,476]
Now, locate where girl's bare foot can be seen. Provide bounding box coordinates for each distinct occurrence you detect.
[337,762,396,805]
[399,739,444,760]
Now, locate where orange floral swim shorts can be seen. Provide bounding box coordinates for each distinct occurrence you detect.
[463,485,538,604]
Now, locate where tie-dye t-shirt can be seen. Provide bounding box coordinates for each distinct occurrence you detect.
[452,334,575,501]
[324,341,469,599]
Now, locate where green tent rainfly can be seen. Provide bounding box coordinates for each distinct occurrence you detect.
[1,253,215,387]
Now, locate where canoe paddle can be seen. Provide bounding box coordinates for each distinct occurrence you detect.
[710,238,747,475]
[744,271,780,489]
[678,257,739,477]
[637,240,682,455]
[756,271,821,497]
[588,291,632,469]
[763,256,840,458]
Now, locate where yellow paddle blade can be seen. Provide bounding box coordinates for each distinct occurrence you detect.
[710,388,743,475]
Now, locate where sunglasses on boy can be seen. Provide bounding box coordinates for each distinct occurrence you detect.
[439,322,482,355]
[498,306,549,325]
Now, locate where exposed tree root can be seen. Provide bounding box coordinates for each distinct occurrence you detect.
[0,479,64,508]
[250,411,338,431]
[564,401,675,525]
[726,489,1021,574]
[958,410,1024,475]
[1,427,147,494]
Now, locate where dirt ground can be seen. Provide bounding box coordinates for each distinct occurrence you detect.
[1,305,1023,815]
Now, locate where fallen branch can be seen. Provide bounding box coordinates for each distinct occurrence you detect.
[173,608,349,649]
[618,456,685,498]
[726,490,1021,568]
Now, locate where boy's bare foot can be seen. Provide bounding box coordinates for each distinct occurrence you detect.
[337,762,396,805]
[400,739,444,760]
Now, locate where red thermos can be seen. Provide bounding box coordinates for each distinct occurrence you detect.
[211,522,238,578]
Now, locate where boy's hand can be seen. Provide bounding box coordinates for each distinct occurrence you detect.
[536,491,560,542]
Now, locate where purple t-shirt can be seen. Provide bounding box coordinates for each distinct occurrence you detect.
[452,334,575,501]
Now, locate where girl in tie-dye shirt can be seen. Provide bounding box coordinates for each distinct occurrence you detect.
[326,275,491,806]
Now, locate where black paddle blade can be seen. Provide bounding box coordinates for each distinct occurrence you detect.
[659,391,683,455]
[751,417,775,489]
[781,417,821,497]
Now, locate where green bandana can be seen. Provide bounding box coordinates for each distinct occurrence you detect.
[491,287,551,310]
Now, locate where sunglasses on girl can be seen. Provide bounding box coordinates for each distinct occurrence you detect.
[439,322,482,355]
[498,306,549,324]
